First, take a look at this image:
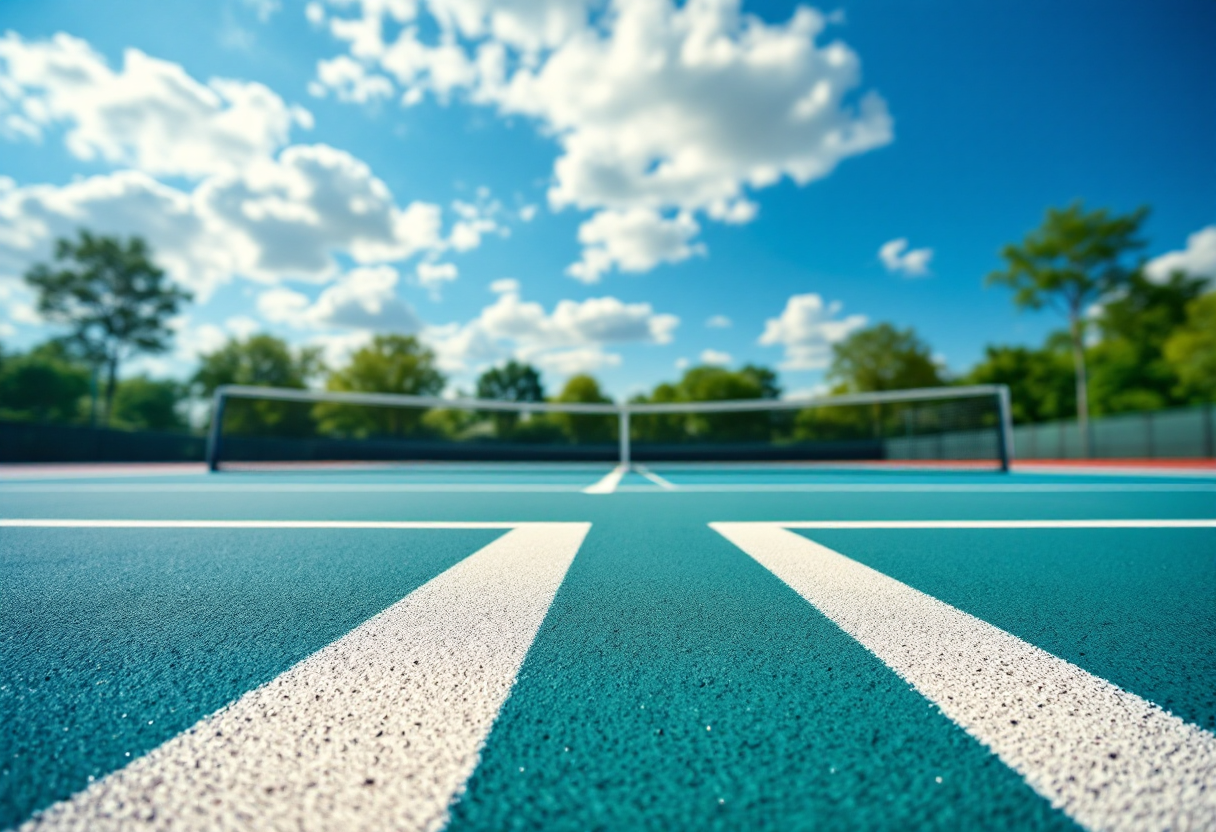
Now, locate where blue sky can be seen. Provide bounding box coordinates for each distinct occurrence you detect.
[1,0,1213,399]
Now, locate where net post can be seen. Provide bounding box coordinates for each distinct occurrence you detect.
[618,407,631,468]
[996,385,1014,473]
[205,388,227,472]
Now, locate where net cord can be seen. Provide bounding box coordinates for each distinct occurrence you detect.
[206,384,1014,471]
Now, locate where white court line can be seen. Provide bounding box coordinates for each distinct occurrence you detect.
[24,522,590,832]
[582,463,628,494]
[632,465,677,490]
[0,484,585,494]
[614,483,1216,493]
[0,519,525,529]
[776,519,1216,529]
[712,522,1216,832]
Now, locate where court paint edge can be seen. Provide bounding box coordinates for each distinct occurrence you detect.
[711,522,1216,832]
[747,519,1216,529]
[22,523,591,832]
[0,519,531,529]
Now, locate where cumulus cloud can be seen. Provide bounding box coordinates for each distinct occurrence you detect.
[425,283,678,375]
[0,146,452,297]
[758,292,866,371]
[313,0,892,280]
[567,208,703,283]
[0,32,310,179]
[706,314,731,328]
[309,55,395,103]
[0,35,504,303]
[258,266,422,332]
[1145,225,1216,283]
[699,348,731,365]
[416,261,458,291]
[879,237,932,277]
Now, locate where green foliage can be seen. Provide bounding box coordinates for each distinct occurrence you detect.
[1164,292,1216,402]
[827,323,943,393]
[315,335,445,438]
[986,202,1148,315]
[631,364,773,443]
[551,374,615,445]
[193,334,321,437]
[476,360,545,437]
[986,202,1148,433]
[111,376,187,431]
[1087,271,1206,414]
[24,231,191,424]
[0,342,90,423]
[964,342,1076,423]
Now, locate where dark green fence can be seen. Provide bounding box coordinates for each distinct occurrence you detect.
[0,420,205,463]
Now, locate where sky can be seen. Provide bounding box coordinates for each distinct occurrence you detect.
[1,0,1213,399]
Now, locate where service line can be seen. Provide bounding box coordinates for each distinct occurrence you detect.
[582,463,628,494]
[632,465,677,490]
[24,522,590,832]
[0,519,526,529]
[712,522,1216,832]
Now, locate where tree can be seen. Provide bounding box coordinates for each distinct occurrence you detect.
[24,231,191,425]
[193,334,322,437]
[552,374,614,445]
[1164,292,1216,402]
[110,377,188,431]
[986,203,1147,453]
[964,341,1076,424]
[316,335,445,437]
[1087,271,1205,414]
[0,342,90,423]
[476,360,545,437]
[826,323,943,393]
[631,364,772,443]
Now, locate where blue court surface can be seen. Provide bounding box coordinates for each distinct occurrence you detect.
[2,464,1215,831]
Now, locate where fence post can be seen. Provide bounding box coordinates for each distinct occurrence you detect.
[205,390,227,472]
[996,386,1014,473]
[618,407,631,467]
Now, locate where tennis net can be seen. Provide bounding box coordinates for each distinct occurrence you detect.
[204,384,1014,471]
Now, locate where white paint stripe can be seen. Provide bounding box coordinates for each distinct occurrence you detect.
[633,465,676,490]
[25,522,589,832]
[614,483,1216,493]
[711,522,1216,832]
[0,519,524,529]
[582,464,628,494]
[773,519,1216,529]
[0,484,586,494]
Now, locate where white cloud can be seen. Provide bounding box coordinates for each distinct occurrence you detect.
[244,0,282,23]
[706,314,731,328]
[699,348,731,365]
[309,55,395,103]
[567,208,703,283]
[533,346,621,376]
[315,0,892,280]
[674,356,689,370]
[758,292,866,371]
[1146,225,1216,283]
[0,144,468,298]
[0,32,310,179]
[489,277,519,294]
[879,237,932,277]
[258,265,422,332]
[416,261,458,291]
[518,204,538,222]
[425,283,678,375]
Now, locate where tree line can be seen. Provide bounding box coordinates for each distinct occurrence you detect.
[1,204,1213,441]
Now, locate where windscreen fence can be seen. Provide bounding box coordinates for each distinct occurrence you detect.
[205,384,1013,470]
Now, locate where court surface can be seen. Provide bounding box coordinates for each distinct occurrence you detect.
[2,463,1215,831]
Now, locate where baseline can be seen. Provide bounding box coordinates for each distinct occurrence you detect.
[21,522,590,832]
[711,521,1216,832]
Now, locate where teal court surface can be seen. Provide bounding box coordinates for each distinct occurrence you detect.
[2,463,1215,831]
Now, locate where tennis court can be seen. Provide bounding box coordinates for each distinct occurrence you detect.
[3,459,1214,831]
